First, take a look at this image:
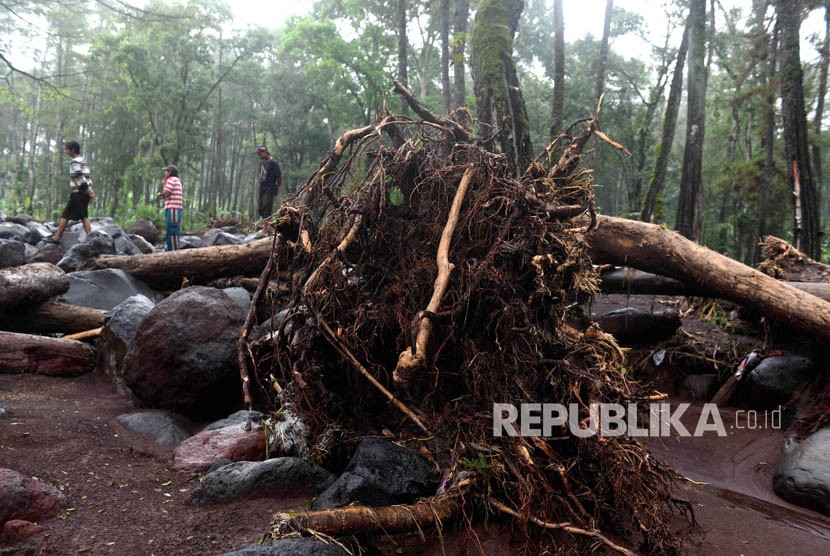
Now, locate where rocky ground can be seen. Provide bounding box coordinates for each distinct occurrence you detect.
[1,306,828,556]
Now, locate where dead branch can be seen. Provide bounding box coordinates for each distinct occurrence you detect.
[490,499,637,556]
[391,80,475,143]
[394,167,474,386]
[273,497,459,538]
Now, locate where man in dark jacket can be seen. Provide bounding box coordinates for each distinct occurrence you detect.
[253,144,281,220]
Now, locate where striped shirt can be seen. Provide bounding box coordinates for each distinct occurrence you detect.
[163,176,183,210]
[69,156,91,192]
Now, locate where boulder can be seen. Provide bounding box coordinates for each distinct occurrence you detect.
[127,219,161,244]
[221,539,349,556]
[773,428,830,515]
[203,229,243,246]
[0,222,34,244]
[116,411,192,447]
[222,287,252,315]
[0,519,44,543]
[0,468,67,526]
[0,239,26,269]
[170,423,266,473]
[312,437,438,510]
[56,230,116,272]
[56,268,161,311]
[6,214,33,226]
[123,287,246,418]
[96,294,156,397]
[188,457,335,505]
[129,234,155,254]
[744,354,814,408]
[203,410,265,432]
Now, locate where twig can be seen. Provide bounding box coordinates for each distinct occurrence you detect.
[394,167,475,386]
[303,213,364,297]
[391,80,475,143]
[490,499,637,556]
[63,327,103,340]
[315,315,432,436]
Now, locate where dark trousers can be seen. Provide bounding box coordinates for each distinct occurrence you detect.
[165,208,182,251]
[258,190,275,219]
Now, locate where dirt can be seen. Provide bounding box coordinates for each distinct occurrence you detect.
[2,315,830,555]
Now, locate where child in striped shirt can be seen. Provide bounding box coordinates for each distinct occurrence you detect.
[158,165,183,251]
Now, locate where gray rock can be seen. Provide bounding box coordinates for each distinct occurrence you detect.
[56,268,161,311]
[96,295,156,397]
[683,374,719,401]
[223,287,252,314]
[128,219,160,244]
[116,411,192,447]
[56,230,116,272]
[203,229,243,246]
[129,234,155,254]
[221,538,349,556]
[0,239,26,269]
[203,410,266,432]
[188,457,335,506]
[0,222,34,244]
[745,354,814,408]
[773,428,830,515]
[312,437,438,510]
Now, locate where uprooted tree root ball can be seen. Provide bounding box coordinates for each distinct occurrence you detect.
[239,103,693,554]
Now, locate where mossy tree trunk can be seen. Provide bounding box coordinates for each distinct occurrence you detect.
[471,0,532,174]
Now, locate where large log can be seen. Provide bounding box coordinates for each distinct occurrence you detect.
[599,267,830,302]
[0,331,96,377]
[0,263,69,311]
[0,301,106,334]
[588,216,830,342]
[82,238,273,289]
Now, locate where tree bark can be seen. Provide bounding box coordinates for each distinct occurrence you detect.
[595,0,613,104]
[641,25,688,223]
[441,0,452,114]
[0,331,96,377]
[0,263,70,311]
[549,0,565,138]
[275,498,459,538]
[777,0,821,258]
[675,0,707,240]
[397,0,409,115]
[82,238,273,289]
[471,0,532,174]
[452,0,470,109]
[588,216,830,342]
[0,302,106,334]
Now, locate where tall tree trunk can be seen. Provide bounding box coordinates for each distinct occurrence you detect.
[675,0,707,240]
[397,0,409,115]
[441,0,452,114]
[549,0,565,139]
[777,0,821,258]
[26,85,43,215]
[452,0,470,109]
[471,0,532,174]
[595,0,613,104]
[812,5,830,219]
[641,25,689,223]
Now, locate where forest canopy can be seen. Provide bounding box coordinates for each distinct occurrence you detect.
[2,0,829,263]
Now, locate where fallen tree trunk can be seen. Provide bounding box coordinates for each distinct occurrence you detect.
[588,216,830,342]
[273,498,459,538]
[0,263,69,311]
[82,238,273,289]
[0,301,106,334]
[599,267,830,302]
[0,331,96,377]
[758,235,830,282]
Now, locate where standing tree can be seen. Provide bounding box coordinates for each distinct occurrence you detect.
[549,0,565,138]
[641,25,689,223]
[471,0,532,174]
[452,0,470,109]
[777,0,821,257]
[676,0,707,240]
